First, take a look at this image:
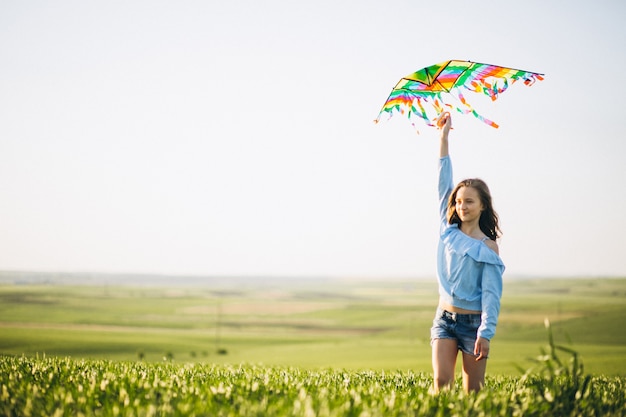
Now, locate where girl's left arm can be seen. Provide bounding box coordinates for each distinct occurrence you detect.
[477,264,504,341]
[474,264,503,360]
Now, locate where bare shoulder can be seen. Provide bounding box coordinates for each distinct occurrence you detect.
[484,239,499,255]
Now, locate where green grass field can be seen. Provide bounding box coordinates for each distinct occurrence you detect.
[1,274,625,376]
[2,354,625,417]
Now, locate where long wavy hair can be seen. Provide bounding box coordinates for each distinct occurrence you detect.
[447,178,501,241]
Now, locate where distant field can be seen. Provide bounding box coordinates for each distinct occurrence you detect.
[1,273,625,376]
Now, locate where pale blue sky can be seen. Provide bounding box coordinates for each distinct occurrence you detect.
[1,0,624,278]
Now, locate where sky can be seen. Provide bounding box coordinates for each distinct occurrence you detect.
[1,0,625,279]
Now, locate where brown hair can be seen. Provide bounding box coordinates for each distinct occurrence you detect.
[447,179,501,240]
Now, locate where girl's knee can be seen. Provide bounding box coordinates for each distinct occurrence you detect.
[433,375,454,391]
[464,378,484,393]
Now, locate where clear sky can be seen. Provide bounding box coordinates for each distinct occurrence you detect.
[1,0,625,279]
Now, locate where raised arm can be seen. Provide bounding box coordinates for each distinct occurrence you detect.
[438,113,453,231]
[438,112,451,158]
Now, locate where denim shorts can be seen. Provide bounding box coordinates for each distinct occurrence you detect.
[430,308,482,356]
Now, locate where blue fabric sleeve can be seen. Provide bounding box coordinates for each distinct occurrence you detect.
[477,263,504,340]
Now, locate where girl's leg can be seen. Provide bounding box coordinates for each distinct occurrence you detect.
[431,338,458,392]
[461,353,487,392]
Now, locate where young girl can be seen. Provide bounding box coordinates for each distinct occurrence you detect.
[431,113,505,393]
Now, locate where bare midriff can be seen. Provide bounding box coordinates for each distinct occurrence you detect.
[439,301,481,315]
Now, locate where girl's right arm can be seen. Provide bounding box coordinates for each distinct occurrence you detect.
[439,112,451,158]
[438,113,453,231]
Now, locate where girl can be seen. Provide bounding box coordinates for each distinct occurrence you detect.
[431,113,505,393]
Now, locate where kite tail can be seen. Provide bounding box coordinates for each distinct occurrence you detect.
[374,91,429,133]
[523,73,544,86]
[414,97,430,125]
[424,94,452,127]
[373,92,403,124]
[456,91,499,128]
[467,78,511,101]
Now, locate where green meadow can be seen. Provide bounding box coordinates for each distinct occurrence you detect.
[1,274,625,376]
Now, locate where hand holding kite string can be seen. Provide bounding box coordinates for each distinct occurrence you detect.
[436,111,451,130]
[437,112,451,157]
[375,60,544,133]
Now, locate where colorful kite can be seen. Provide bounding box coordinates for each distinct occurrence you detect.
[374,60,544,132]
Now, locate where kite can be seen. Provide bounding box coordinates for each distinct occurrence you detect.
[374,60,544,132]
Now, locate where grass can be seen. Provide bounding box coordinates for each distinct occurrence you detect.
[1,342,625,416]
